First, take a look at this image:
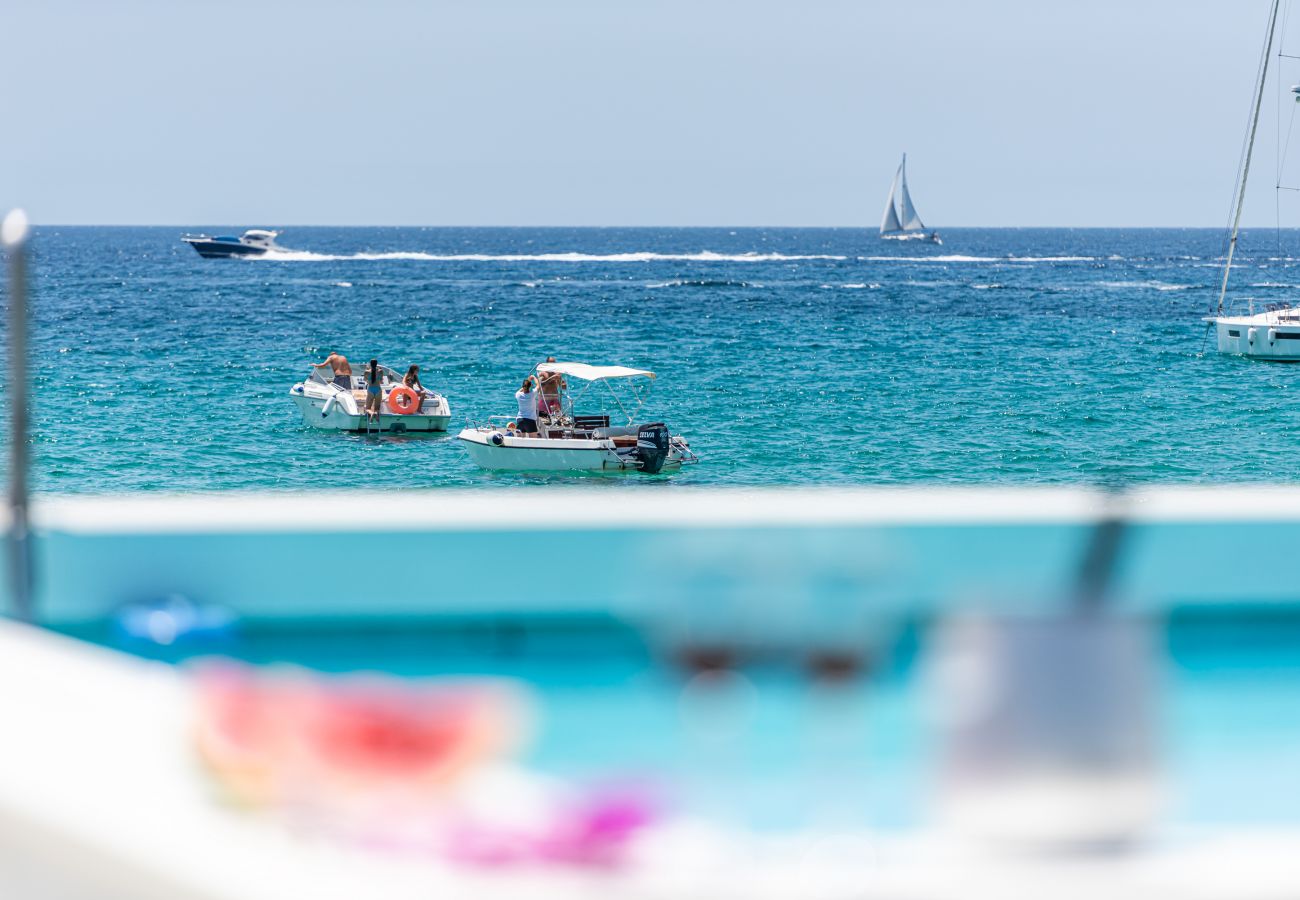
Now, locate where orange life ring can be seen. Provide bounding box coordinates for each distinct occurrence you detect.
[388,386,421,415]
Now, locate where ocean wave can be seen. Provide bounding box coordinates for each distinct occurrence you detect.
[1099,280,1195,292]
[257,249,845,263]
[819,282,880,290]
[855,255,1095,263]
[647,279,756,288]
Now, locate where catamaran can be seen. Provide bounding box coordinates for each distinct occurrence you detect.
[1206,0,1300,360]
[458,361,698,474]
[880,154,941,245]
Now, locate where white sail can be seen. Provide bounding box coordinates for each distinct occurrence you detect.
[898,156,926,232]
[880,165,903,235]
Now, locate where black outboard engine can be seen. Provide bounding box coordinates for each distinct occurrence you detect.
[635,422,671,474]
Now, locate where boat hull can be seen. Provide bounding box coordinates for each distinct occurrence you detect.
[458,428,683,473]
[881,232,941,244]
[290,390,451,433]
[183,239,268,259]
[1211,314,1300,361]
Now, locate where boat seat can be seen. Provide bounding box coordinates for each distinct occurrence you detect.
[573,415,610,430]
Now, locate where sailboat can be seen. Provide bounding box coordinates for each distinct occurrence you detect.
[880,154,941,244]
[1206,0,1300,360]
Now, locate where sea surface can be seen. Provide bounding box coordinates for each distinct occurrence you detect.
[9,225,1300,493]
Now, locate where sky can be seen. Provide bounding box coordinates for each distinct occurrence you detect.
[0,0,1294,226]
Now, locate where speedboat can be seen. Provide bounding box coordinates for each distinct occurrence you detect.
[458,361,698,473]
[290,364,452,433]
[181,229,284,258]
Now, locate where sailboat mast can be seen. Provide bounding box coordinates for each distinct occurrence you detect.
[1218,0,1283,315]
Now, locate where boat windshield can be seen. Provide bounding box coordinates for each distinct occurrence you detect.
[308,362,401,387]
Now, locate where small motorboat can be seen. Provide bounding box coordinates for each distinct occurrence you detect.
[182,229,284,258]
[458,361,698,473]
[290,364,452,434]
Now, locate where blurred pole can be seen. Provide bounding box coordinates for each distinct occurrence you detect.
[3,209,32,622]
[1073,504,1126,615]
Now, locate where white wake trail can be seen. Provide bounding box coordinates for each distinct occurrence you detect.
[256,249,847,263]
[856,255,1097,263]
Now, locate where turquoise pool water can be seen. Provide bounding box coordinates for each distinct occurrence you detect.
[60,611,1300,830]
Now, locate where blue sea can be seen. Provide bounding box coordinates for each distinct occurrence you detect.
[11,225,1300,492]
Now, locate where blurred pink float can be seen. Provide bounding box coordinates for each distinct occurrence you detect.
[189,661,655,868]
[191,662,525,808]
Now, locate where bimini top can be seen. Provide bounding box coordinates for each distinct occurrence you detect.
[537,362,654,381]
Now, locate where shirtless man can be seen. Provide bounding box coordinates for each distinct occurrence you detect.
[316,352,353,391]
[538,355,565,420]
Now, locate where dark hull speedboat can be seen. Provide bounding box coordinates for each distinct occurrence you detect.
[182,229,282,258]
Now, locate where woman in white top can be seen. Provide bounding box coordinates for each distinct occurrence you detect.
[515,377,539,435]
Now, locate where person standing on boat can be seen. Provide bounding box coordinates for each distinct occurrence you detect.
[316,352,353,391]
[515,377,539,436]
[538,356,565,421]
[364,359,383,424]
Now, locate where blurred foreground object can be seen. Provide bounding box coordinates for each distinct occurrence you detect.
[114,594,238,648]
[929,615,1161,848]
[193,661,527,810]
[4,478,1300,898]
[192,660,656,867]
[3,208,32,622]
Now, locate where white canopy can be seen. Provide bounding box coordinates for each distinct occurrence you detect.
[536,362,654,381]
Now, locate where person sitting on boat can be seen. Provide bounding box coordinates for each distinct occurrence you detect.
[315,352,353,391]
[364,359,383,424]
[515,377,539,436]
[402,364,426,395]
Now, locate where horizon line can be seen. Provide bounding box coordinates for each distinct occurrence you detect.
[19,223,1270,231]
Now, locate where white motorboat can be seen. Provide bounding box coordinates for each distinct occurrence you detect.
[880,154,941,245]
[182,229,284,258]
[458,362,698,473]
[290,364,451,433]
[1206,0,1297,360]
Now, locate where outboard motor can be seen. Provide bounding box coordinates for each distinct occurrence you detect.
[635,422,671,474]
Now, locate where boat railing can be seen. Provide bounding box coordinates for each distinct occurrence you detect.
[671,435,700,464]
[462,414,517,432]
